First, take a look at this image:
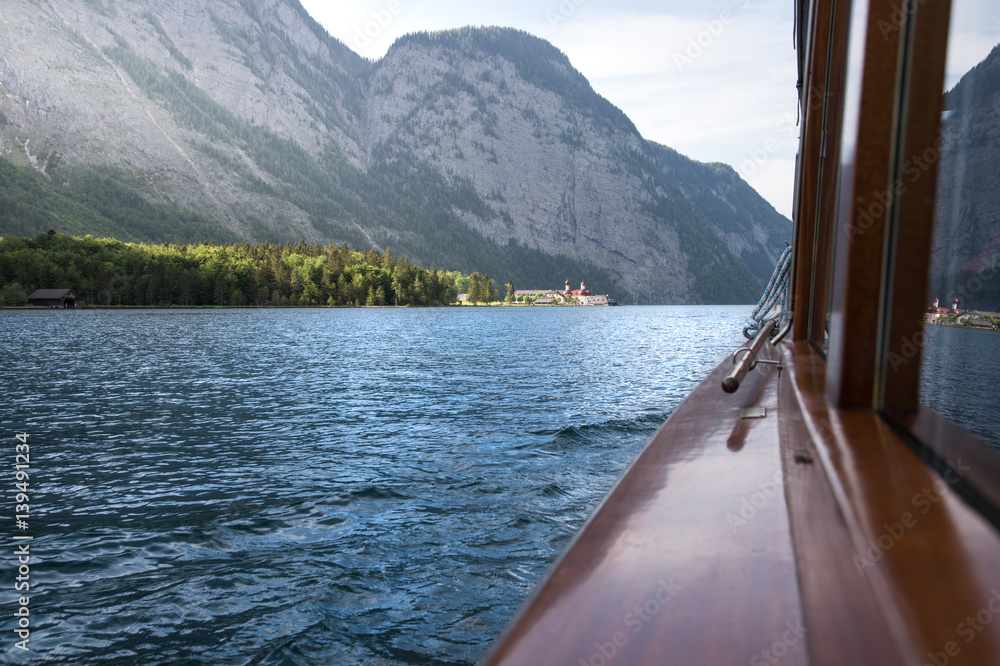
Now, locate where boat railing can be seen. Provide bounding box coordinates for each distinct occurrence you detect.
[721,318,786,393]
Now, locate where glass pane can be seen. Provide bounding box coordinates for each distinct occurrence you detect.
[823,0,870,355]
[921,0,1000,450]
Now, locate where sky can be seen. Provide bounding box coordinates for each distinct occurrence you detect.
[945,2,1000,91]
[298,0,801,219]
[297,0,1000,222]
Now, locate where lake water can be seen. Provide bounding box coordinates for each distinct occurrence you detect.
[920,323,1000,450]
[0,306,746,665]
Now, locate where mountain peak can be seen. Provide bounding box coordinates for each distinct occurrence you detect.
[945,41,1000,111]
[0,0,790,303]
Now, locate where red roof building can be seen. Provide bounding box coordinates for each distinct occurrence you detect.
[925,297,960,316]
[563,280,592,297]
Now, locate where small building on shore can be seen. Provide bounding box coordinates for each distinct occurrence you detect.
[924,297,960,321]
[28,289,77,308]
[513,280,616,305]
[924,299,999,328]
[515,289,564,302]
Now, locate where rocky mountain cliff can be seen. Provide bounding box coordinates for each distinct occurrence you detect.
[933,42,1000,311]
[0,0,792,303]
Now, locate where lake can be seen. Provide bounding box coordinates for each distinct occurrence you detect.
[0,306,746,664]
[920,323,1000,450]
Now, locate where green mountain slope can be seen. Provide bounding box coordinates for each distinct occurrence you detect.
[0,1,791,303]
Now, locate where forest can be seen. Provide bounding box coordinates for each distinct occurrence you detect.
[0,232,492,307]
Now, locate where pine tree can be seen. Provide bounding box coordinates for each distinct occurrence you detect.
[391,274,402,306]
[468,272,481,304]
[482,274,494,304]
[505,280,515,304]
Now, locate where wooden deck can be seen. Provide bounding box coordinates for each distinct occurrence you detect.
[481,340,1000,665]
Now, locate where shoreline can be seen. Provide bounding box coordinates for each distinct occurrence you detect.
[0,302,752,311]
[0,302,609,310]
[926,320,1000,332]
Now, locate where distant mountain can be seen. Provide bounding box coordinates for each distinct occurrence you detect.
[933,43,1000,311]
[0,0,791,303]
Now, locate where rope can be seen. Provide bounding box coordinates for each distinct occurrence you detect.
[743,245,792,340]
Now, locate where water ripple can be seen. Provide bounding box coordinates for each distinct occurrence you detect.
[0,306,744,665]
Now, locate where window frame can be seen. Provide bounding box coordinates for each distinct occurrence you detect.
[791,0,1000,521]
[791,0,854,356]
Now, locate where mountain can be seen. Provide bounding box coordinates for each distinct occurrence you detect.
[0,0,791,303]
[933,43,1000,311]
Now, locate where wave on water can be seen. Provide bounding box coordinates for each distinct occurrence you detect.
[523,411,669,452]
[0,306,745,665]
[347,487,414,501]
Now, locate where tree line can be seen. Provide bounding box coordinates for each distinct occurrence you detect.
[0,232,481,307]
[464,272,496,304]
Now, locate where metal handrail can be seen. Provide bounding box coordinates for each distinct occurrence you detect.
[722,319,777,393]
[771,319,793,344]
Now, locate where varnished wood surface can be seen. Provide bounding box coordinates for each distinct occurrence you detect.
[790,0,828,343]
[804,0,851,354]
[778,343,908,665]
[888,406,1000,527]
[481,0,1000,660]
[792,0,850,350]
[482,342,1000,665]
[881,0,953,413]
[826,0,906,407]
[482,347,807,665]
[782,341,1000,665]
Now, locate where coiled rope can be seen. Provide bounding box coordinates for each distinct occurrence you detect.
[743,245,792,340]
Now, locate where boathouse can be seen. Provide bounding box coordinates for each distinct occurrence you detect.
[27,289,77,308]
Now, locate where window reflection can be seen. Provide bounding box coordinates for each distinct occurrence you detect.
[824,0,870,355]
[921,0,1000,450]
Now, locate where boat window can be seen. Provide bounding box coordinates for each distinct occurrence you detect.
[823,0,869,356]
[919,0,1000,451]
[795,0,852,356]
